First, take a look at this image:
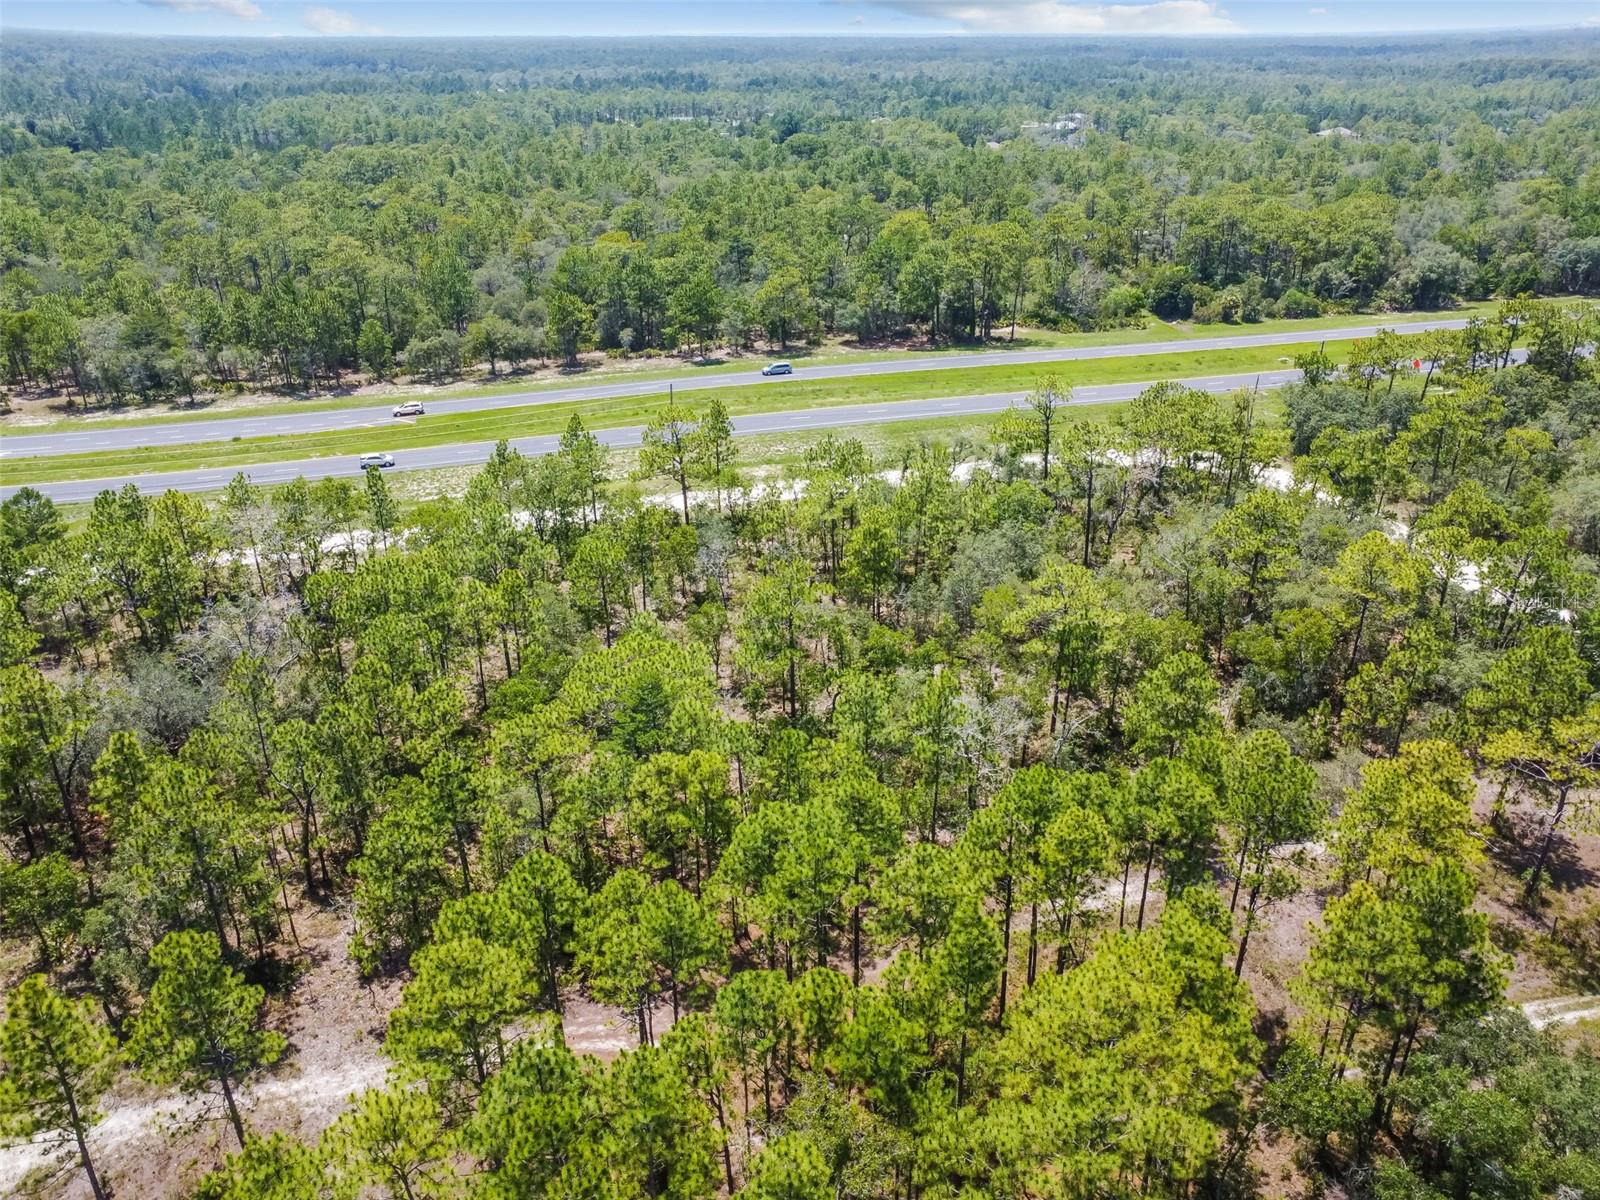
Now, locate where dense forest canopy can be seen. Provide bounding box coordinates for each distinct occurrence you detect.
[2,29,1600,1200]
[3,308,1599,1195]
[3,31,1600,401]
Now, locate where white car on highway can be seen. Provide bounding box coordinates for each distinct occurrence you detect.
[358,452,396,469]
[392,400,426,417]
[760,361,794,376]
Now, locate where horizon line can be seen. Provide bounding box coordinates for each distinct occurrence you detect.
[4,24,1600,42]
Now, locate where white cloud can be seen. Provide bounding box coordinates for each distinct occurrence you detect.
[138,0,263,17]
[869,1,1241,35]
[1583,14,1600,27]
[1309,5,1329,13]
[302,5,383,34]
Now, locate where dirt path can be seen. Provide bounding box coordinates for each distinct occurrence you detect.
[0,987,659,1198]
[1520,994,1600,1030]
[8,917,1588,1196]
[0,1058,388,1197]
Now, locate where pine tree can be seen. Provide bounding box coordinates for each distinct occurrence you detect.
[434,848,583,1012]
[1003,561,1118,736]
[819,758,901,985]
[1329,530,1425,678]
[668,270,726,360]
[628,749,737,892]
[1057,418,1123,566]
[1465,629,1599,898]
[386,936,537,1099]
[714,969,789,1129]
[841,507,899,619]
[127,929,285,1147]
[1302,740,1504,1133]
[735,555,823,720]
[907,669,962,841]
[1343,621,1444,753]
[1024,373,1069,481]
[871,842,962,962]
[694,397,738,513]
[920,895,1002,1104]
[0,852,82,970]
[760,800,853,974]
[1037,779,1114,970]
[970,899,1255,1198]
[576,869,661,1045]
[569,525,629,645]
[1222,730,1321,977]
[639,403,700,522]
[324,1083,459,1200]
[1483,704,1600,900]
[194,1132,331,1200]
[1,664,96,870]
[661,1012,739,1194]
[641,879,727,1023]
[829,985,928,1121]
[364,465,399,550]
[962,765,1063,1014]
[466,1038,587,1199]
[742,1134,833,1200]
[592,1044,721,1200]
[1124,651,1221,759]
[0,975,118,1200]
[350,780,457,973]
[558,414,608,527]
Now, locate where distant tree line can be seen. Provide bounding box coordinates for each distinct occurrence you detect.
[3,32,1600,405]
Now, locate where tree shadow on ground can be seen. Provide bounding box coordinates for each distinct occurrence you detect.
[1486,807,1597,897]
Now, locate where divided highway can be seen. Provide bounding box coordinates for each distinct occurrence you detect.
[3,368,1301,504]
[0,318,1468,460]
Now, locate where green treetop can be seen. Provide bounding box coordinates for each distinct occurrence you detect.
[127,929,285,1148]
[0,974,119,1200]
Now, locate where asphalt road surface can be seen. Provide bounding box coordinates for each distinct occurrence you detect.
[3,368,1300,503]
[0,318,1468,460]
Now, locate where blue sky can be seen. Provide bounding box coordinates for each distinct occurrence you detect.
[5,0,1599,38]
